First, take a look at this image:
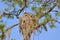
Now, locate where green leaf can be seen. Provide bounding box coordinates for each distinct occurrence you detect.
[0,24,5,30]
[49,21,56,28]
[7,15,14,18]
[31,6,36,11]
[50,24,56,28]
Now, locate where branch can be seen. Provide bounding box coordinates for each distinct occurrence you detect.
[17,6,26,15]
[3,11,16,15]
[4,23,19,40]
[0,0,27,19]
[5,23,19,32]
[17,0,27,15]
[28,0,34,4]
[0,11,17,17]
[15,0,27,18]
[37,17,60,31]
[38,3,57,18]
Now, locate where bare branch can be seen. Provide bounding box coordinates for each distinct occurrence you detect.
[5,23,19,32]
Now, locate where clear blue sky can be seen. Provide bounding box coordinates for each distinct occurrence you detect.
[0,1,60,40]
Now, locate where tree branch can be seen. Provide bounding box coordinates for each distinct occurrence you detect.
[17,6,26,15]
[38,3,57,18]
[17,0,27,15]
[0,11,17,17]
[28,0,34,4]
[16,0,27,18]
[0,0,27,19]
[37,17,60,31]
[5,23,19,32]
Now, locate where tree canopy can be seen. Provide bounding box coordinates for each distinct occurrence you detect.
[0,0,60,40]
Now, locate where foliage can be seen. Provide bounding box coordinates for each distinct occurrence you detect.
[0,0,60,40]
[0,23,5,40]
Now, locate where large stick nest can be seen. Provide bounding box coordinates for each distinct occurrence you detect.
[19,12,40,40]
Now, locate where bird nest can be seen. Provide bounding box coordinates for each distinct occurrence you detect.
[19,12,40,40]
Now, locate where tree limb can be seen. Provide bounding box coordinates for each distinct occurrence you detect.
[28,0,34,4]
[38,3,57,18]
[17,0,27,15]
[0,11,17,17]
[0,0,27,19]
[5,23,19,32]
[37,17,60,31]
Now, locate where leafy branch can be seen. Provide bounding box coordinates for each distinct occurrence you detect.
[38,3,57,18]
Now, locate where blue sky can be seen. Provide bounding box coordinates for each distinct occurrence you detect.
[0,1,60,40]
